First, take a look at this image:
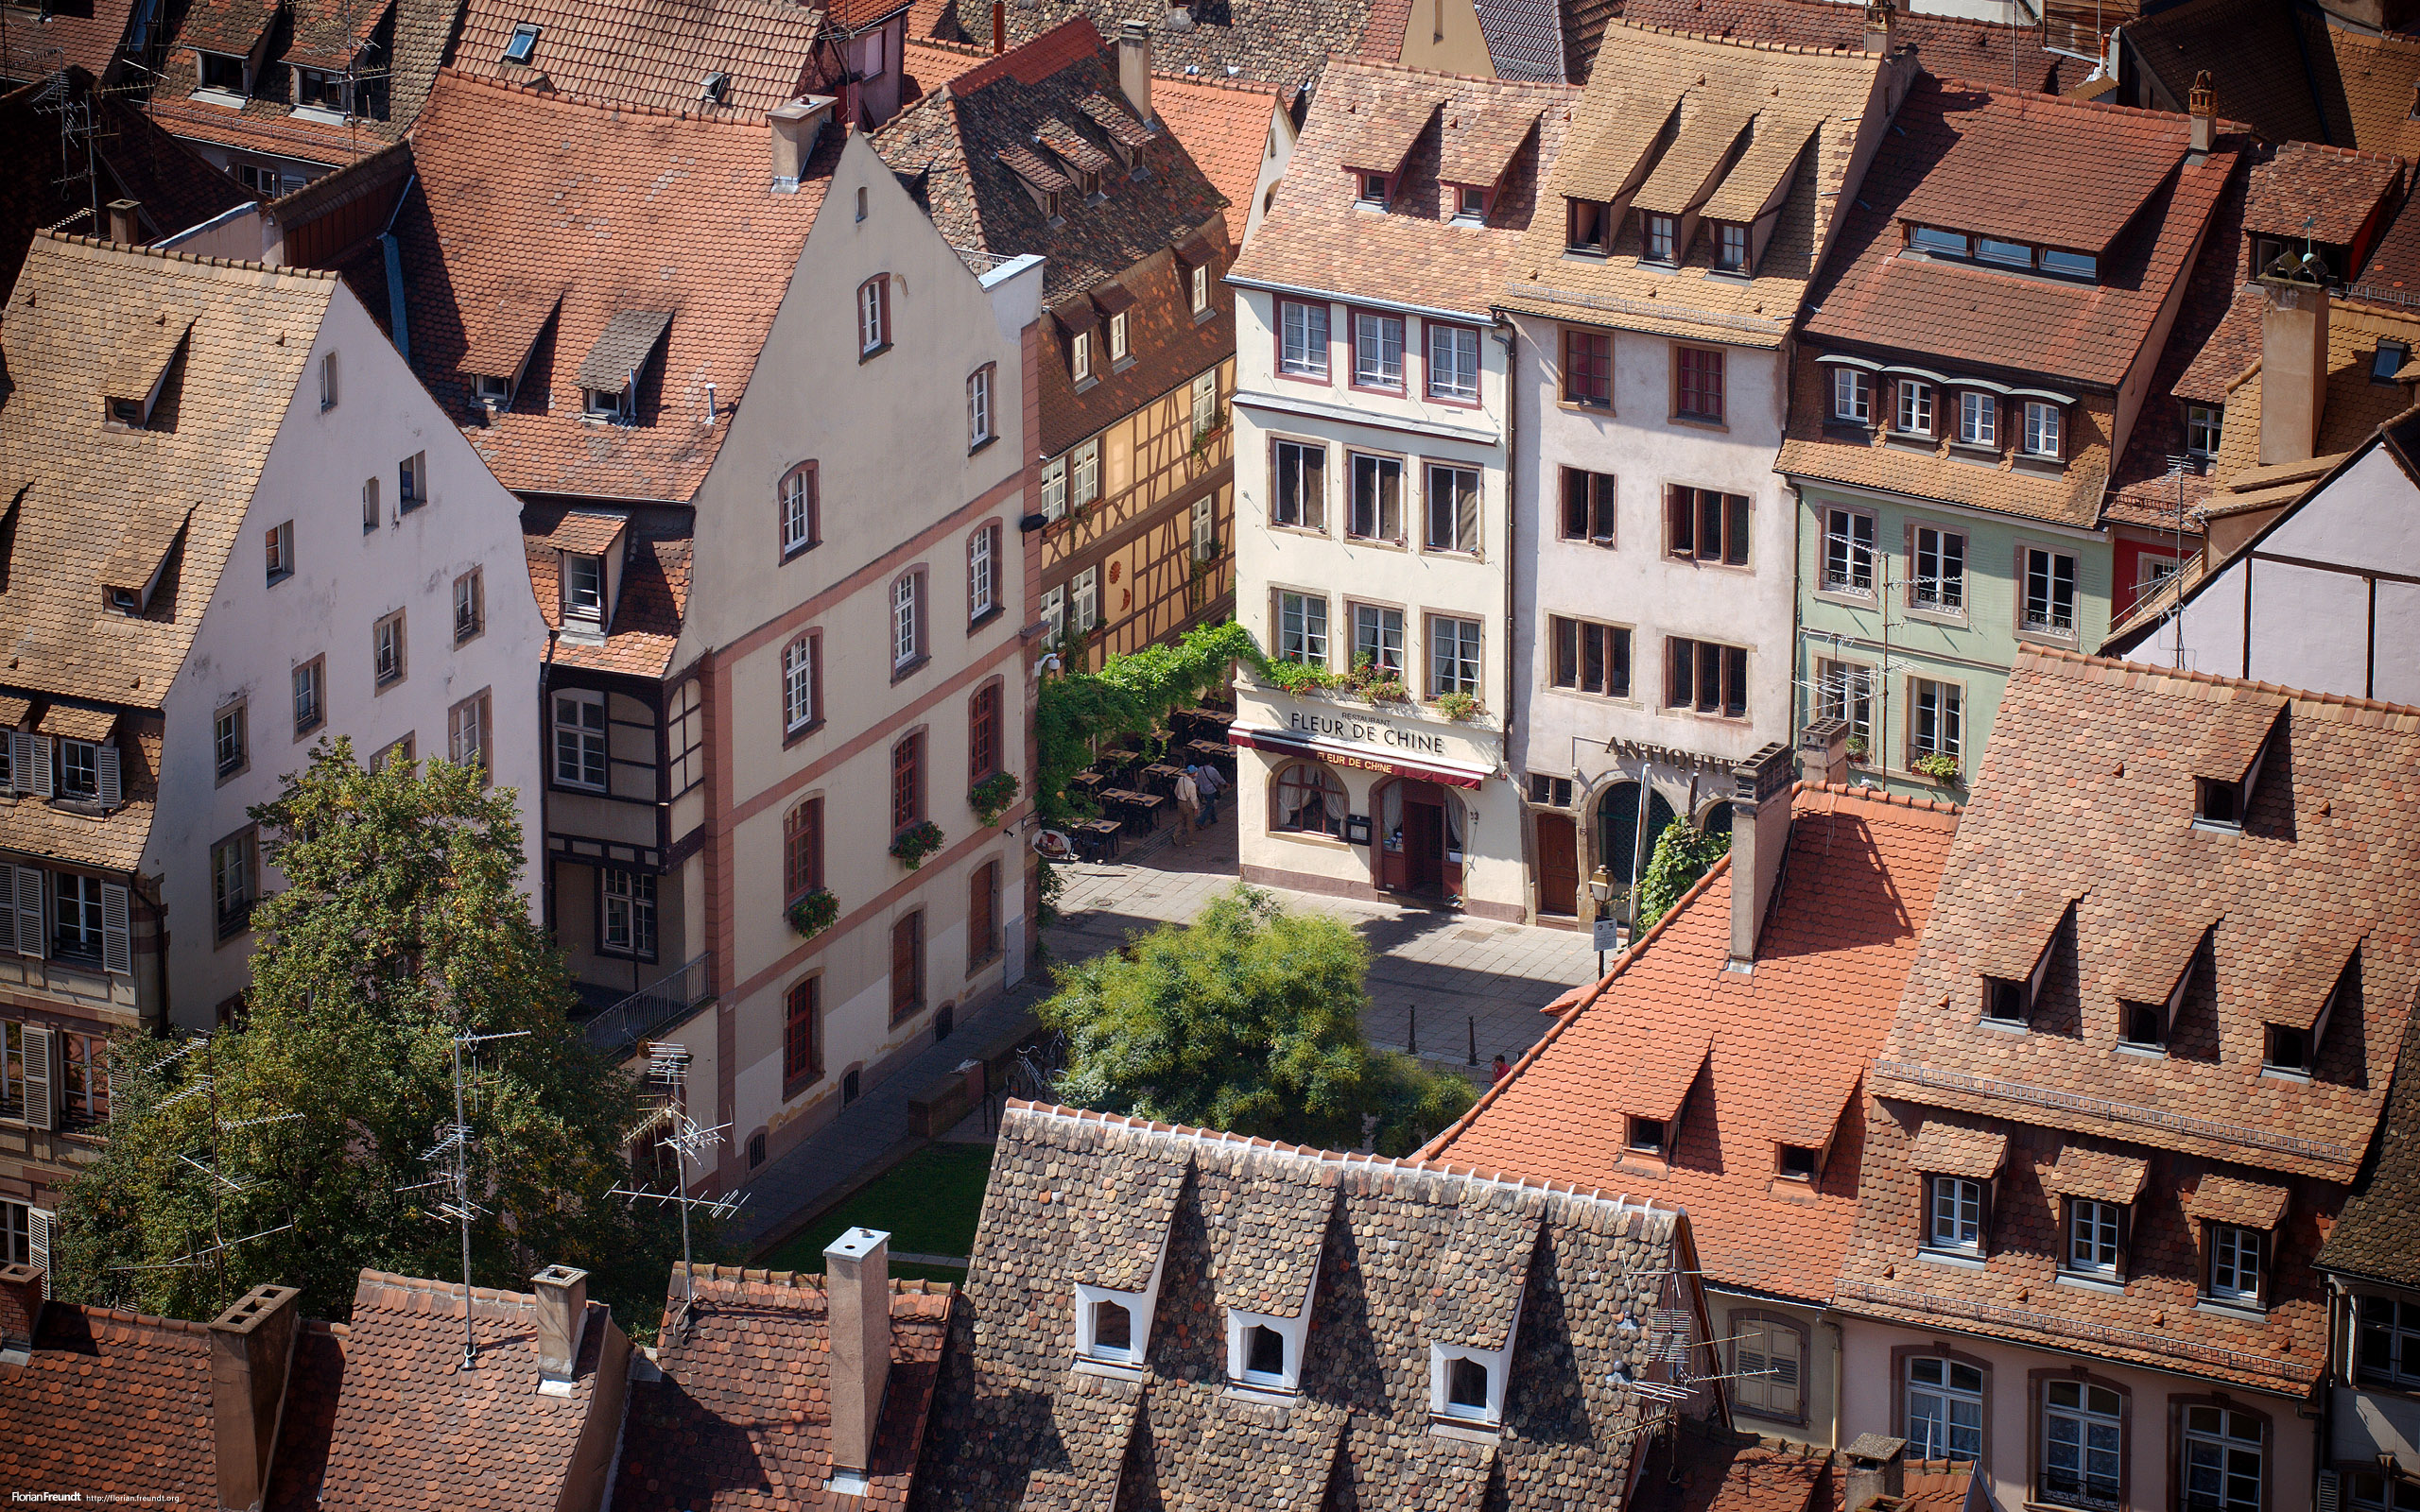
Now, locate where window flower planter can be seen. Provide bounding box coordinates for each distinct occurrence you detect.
[971,770,1020,827]
[1433,691,1481,723]
[890,820,945,869]
[1911,752,1962,783]
[786,888,838,939]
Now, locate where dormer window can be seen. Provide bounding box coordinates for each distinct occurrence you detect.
[1244,1325,1284,1381]
[583,387,627,421]
[564,553,604,626]
[1567,198,1611,254]
[2262,1022,2309,1075]
[1447,1358,1488,1410]
[1984,977,2027,1022]
[2195,776,2241,828]
[199,52,249,94]
[109,588,139,614]
[1894,380,1934,437]
[2119,1001,2165,1048]
[2373,340,2411,385]
[1429,1325,1518,1429]
[1450,184,1487,223]
[1978,235,2029,267]
[1957,390,1997,448]
[1713,222,1748,272]
[700,71,731,106]
[2041,249,2095,279]
[107,397,143,427]
[1778,1144,1818,1179]
[1357,171,1391,207]
[474,372,510,406]
[1830,367,1870,423]
[503,22,539,62]
[1910,225,1966,257]
[295,68,347,112]
[1092,1297,1133,1355]
[2186,403,2222,458]
[1643,213,1678,265]
[1627,1116,1666,1155]
[2021,401,2064,458]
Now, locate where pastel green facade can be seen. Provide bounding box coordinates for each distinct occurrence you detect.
[1790,481,2113,799]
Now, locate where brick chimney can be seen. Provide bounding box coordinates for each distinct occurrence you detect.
[1118,20,1152,123]
[0,1262,44,1357]
[769,96,835,194]
[2187,71,2216,159]
[1862,0,1895,54]
[1726,743,1795,971]
[2257,274,2329,466]
[210,1283,301,1512]
[107,198,142,244]
[1843,1433,1909,1512]
[1798,717,1849,788]
[531,1263,590,1394]
[824,1228,892,1491]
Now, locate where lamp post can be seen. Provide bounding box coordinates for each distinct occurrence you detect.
[1588,866,1616,975]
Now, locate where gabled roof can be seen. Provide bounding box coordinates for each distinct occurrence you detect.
[1496,23,1890,350]
[916,0,1402,94]
[349,70,828,502]
[871,19,1226,301]
[2241,140,2404,252]
[1426,785,1960,1305]
[1622,0,2087,94]
[920,1102,1708,1512]
[1229,57,1575,320]
[0,234,332,710]
[612,1265,953,1512]
[1871,648,2420,1185]
[448,0,821,114]
[1146,72,1284,215]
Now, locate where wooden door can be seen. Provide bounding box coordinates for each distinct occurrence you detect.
[1403,801,1443,892]
[1534,814,1579,917]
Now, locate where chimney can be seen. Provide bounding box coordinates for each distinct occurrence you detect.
[824,1228,892,1491]
[769,96,835,194]
[210,1283,301,1512]
[1798,716,1849,789]
[530,1263,590,1393]
[0,1263,43,1358]
[991,0,1005,53]
[1843,1433,1910,1512]
[1725,743,1795,971]
[1862,0,1895,54]
[107,198,142,245]
[1118,20,1152,122]
[2187,70,2216,158]
[2256,273,2329,466]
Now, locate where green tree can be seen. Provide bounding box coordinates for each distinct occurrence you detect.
[1634,817,1730,934]
[1039,885,1474,1155]
[52,739,686,1333]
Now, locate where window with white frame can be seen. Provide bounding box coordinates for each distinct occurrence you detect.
[2206,1223,2263,1304]
[1272,438,1325,529]
[1816,661,1872,755]
[783,634,816,732]
[1896,379,1934,436]
[2039,1379,2122,1510]
[857,276,887,353]
[1192,495,1215,560]
[1071,566,1098,633]
[2187,404,2223,458]
[361,475,379,531]
[1190,261,1210,315]
[1085,1296,1139,1362]
[1107,311,1130,364]
[892,573,923,667]
[601,868,656,959]
[399,452,425,512]
[0,1196,33,1267]
[453,568,484,644]
[552,690,608,790]
[2358,1296,2420,1385]
[1280,299,1329,378]
[1352,310,1404,389]
[2023,401,2064,457]
[969,525,995,621]
[319,351,338,410]
[781,462,818,555]
[448,691,490,781]
[1191,370,1218,435]
[1906,1356,1983,1462]
[1277,591,1326,665]
[211,833,253,940]
[292,658,324,736]
[1352,603,1404,677]
[2065,1198,2121,1276]
[1428,615,1480,699]
[2023,546,2078,635]
[373,610,406,685]
[1912,526,1966,612]
[2181,1405,2262,1512]
[1831,366,1870,422]
[1958,390,1997,447]
[1041,584,1065,644]
[1927,1175,1982,1251]
[266,520,295,583]
[1430,1314,1521,1429]
[1715,221,1748,271]
[1071,330,1093,383]
[1040,457,1068,522]
[1072,439,1100,508]
[215,701,247,778]
[1912,678,1962,767]
[563,554,605,627]
[1643,212,1677,263]
[58,740,97,801]
[968,365,994,446]
[1824,507,1875,593]
[2348,1473,2420,1512]
[1427,322,1478,402]
[1074,1232,1167,1366]
[54,872,103,958]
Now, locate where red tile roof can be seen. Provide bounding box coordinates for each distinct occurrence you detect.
[0,1301,217,1498]
[1425,784,1962,1304]
[1150,72,1284,216]
[1633,1427,1834,1512]
[1622,0,2087,93]
[361,69,829,503]
[0,0,137,80]
[1802,75,2236,390]
[448,0,821,114]
[2243,140,2404,250]
[611,1265,953,1511]
[523,506,692,677]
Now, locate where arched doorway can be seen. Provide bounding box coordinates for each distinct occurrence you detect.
[1376,778,1462,899]
[1700,799,1734,840]
[1598,782,1642,892]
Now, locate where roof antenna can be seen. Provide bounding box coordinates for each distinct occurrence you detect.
[611,1044,747,1343]
[703,381,717,427]
[400,1022,530,1369]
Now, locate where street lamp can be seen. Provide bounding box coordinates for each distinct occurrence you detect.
[1588,867,1616,974]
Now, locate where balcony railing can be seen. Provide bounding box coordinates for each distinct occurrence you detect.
[581,954,714,1058]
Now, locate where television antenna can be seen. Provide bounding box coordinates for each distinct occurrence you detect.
[610,1043,746,1343]
[106,1035,298,1305]
[399,1027,529,1369]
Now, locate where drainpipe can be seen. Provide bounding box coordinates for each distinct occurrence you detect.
[1826,1314,1844,1450]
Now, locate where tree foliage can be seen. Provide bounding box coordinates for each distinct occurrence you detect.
[1039,885,1475,1155]
[1036,620,1265,820]
[1635,817,1731,934]
[53,740,686,1332]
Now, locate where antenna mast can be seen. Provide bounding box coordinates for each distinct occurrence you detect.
[404,1026,529,1369]
[611,1043,746,1343]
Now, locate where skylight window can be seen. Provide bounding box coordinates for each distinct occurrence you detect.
[2373,341,2410,385]
[1910,225,1967,257]
[503,23,539,64]
[1977,236,2030,267]
[701,71,731,105]
[2040,249,2096,279]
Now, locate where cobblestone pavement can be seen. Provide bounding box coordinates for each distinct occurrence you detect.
[736,800,1601,1252]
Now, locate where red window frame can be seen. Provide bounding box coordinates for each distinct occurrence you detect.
[1675,345,1725,423]
[1348,306,1407,395]
[1563,327,1612,408]
[968,680,1001,782]
[784,976,821,1089]
[785,797,823,904]
[890,731,925,833]
[890,911,925,1023]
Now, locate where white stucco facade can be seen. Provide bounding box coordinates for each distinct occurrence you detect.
[1506,316,1796,924]
[150,282,547,1026]
[1227,283,1526,922]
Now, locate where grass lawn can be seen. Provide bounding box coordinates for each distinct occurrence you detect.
[758,1142,994,1281]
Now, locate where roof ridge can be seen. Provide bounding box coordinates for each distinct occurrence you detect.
[2272,137,2410,168]
[1004,1100,1681,1215]
[54,1301,216,1338]
[1150,68,1285,97]
[2019,645,2420,721]
[428,64,789,129]
[35,228,339,282]
[1603,14,1875,57]
[1799,778,1962,816]
[1928,72,2214,132]
[1317,52,1581,94]
[945,14,1104,95]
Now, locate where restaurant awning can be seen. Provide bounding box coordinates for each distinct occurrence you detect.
[1228,725,1491,790]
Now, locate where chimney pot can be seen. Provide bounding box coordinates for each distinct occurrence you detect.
[107,198,142,245]
[530,1263,589,1386]
[1862,0,1894,53]
[2256,275,2329,466]
[1118,20,1153,123]
[768,96,835,193]
[1798,717,1850,789]
[824,1228,892,1488]
[1726,743,1795,970]
[211,1283,302,1512]
[992,0,1005,53]
[2188,70,2215,155]
[0,1263,43,1355]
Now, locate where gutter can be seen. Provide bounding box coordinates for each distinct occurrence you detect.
[1223,271,1490,327]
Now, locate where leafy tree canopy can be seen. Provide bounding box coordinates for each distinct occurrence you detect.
[1635,817,1730,934]
[1036,620,1262,821]
[1039,885,1474,1155]
[53,740,686,1333]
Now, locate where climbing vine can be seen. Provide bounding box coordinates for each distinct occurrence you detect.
[1035,620,1267,822]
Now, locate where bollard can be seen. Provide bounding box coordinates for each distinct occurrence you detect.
[1408,1004,1418,1057]
[1467,1015,1478,1067]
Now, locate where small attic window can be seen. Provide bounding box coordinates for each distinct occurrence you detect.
[1910,225,1967,257]
[2040,249,2097,280]
[1627,1116,1666,1155]
[109,588,139,614]
[474,372,510,405]
[701,71,731,105]
[1447,1358,1489,1411]
[2263,1023,2310,1075]
[1778,1144,1818,1180]
[1245,1325,1284,1380]
[503,23,539,63]
[1983,976,2028,1023]
[1450,184,1488,223]
[107,396,144,427]
[2195,775,2243,829]
[2373,340,2410,385]
[1567,198,1611,254]
[1357,171,1391,207]
[1093,1297,1132,1354]
[2119,1001,2166,1049]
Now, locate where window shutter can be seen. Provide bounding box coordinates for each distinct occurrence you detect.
[18,733,49,798]
[7,732,28,794]
[21,1025,54,1130]
[2317,1471,2342,1512]
[13,867,42,959]
[26,1209,50,1292]
[100,884,131,976]
[95,743,121,807]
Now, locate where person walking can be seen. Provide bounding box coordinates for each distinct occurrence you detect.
[1192,762,1223,826]
[1173,765,1201,846]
